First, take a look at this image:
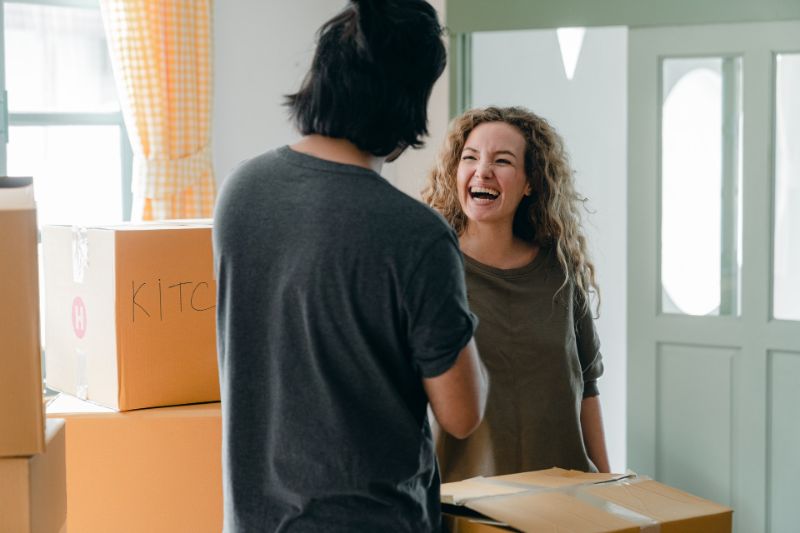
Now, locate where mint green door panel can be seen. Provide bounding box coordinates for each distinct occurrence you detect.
[629,21,800,533]
[656,344,735,507]
[768,351,800,533]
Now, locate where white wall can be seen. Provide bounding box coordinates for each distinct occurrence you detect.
[212,0,344,182]
[472,27,628,472]
[212,0,448,193]
[382,0,449,198]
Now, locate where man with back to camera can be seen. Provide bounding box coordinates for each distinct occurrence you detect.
[213,1,488,531]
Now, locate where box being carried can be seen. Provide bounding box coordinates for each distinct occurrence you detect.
[442,468,733,533]
[42,220,219,411]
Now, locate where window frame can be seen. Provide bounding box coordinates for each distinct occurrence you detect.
[0,0,133,220]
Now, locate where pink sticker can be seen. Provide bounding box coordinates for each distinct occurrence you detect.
[72,296,87,339]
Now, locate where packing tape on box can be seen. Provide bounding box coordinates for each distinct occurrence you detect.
[75,348,89,400]
[457,475,661,532]
[72,226,89,283]
[571,481,661,533]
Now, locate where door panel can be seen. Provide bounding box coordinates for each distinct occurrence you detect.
[656,343,735,507]
[768,351,800,533]
[628,21,800,533]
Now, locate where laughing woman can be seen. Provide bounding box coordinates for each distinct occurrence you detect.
[423,106,610,481]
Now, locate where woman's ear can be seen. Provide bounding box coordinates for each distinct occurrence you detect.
[524,184,532,197]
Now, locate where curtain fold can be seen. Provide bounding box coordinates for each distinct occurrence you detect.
[101,0,215,220]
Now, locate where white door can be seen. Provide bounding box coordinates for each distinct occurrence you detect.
[628,21,800,533]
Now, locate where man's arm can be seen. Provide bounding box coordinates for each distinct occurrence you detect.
[423,338,488,439]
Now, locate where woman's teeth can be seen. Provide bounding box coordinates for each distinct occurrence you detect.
[469,186,500,200]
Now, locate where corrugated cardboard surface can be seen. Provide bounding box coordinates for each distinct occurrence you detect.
[0,208,45,456]
[443,468,733,533]
[0,419,67,533]
[43,221,219,411]
[47,398,222,533]
[114,226,219,410]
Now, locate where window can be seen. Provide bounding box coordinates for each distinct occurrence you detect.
[1,0,132,393]
[773,53,800,321]
[660,57,743,316]
[1,0,132,225]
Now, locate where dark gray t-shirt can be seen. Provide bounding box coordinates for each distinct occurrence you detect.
[213,146,477,532]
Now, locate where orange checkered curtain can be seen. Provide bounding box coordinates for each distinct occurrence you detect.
[100,0,215,220]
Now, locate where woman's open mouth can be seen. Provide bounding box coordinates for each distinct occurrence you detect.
[469,186,500,203]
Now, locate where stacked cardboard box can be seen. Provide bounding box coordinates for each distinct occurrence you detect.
[42,220,219,411]
[0,419,67,533]
[46,395,222,533]
[442,468,733,532]
[40,218,222,531]
[0,177,67,533]
[0,177,44,456]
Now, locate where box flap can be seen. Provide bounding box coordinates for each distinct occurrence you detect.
[441,478,532,505]
[441,468,632,504]
[493,468,630,488]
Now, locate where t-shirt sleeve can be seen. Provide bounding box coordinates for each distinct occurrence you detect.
[575,294,603,398]
[403,231,478,378]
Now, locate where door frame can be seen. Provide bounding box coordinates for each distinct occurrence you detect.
[445,0,800,118]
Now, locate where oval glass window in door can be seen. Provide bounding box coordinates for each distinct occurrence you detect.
[660,57,742,316]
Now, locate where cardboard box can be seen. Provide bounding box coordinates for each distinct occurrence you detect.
[442,468,733,533]
[42,220,219,411]
[0,177,45,456]
[47,394,222,533]
[0,418,67,533]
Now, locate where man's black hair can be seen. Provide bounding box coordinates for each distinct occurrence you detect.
[286,0,447,157]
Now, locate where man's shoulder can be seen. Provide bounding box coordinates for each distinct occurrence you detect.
[380,188,455,241]
[227,147,287,181]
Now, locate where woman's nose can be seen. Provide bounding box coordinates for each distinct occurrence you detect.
[475,160,493,178]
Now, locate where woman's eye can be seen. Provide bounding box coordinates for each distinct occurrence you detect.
[496,159,511,165]
[461,155,477,161]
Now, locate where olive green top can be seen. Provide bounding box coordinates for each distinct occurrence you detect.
[436,247,604,482]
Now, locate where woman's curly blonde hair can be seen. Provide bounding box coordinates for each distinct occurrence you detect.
[422,106,599,315]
